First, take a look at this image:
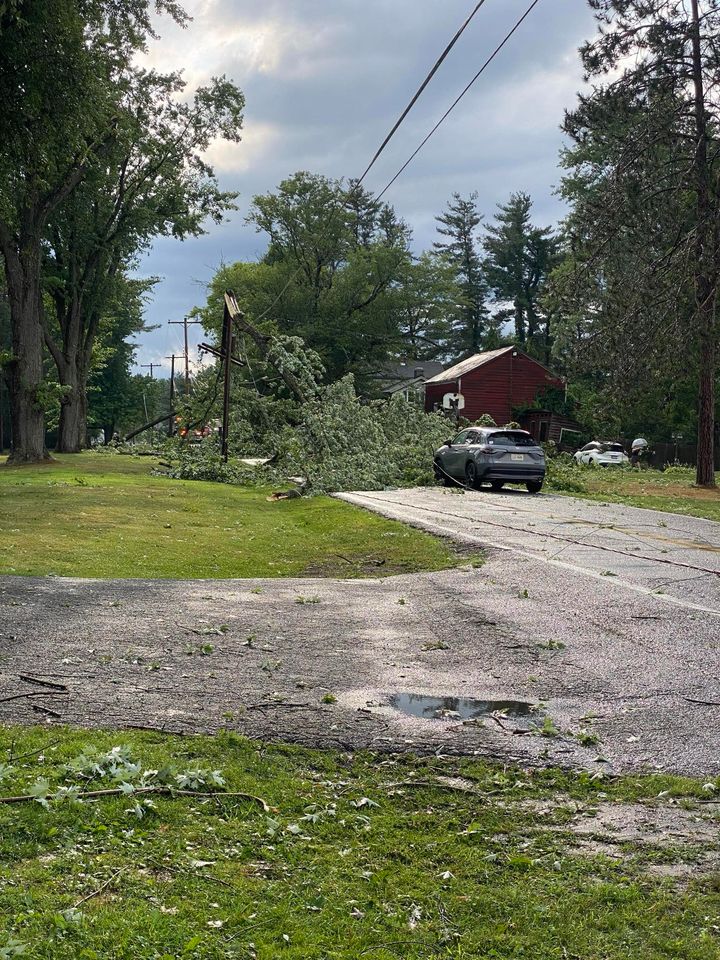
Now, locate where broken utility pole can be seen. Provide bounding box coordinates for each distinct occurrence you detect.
[223,290,308,403]
[165,354,178,435]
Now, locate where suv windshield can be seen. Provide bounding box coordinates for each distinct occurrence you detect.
[486,431,537,448]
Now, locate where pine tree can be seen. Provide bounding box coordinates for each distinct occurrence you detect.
[554,0,720,487]
[433,192,488,355]
[483,192,559,357]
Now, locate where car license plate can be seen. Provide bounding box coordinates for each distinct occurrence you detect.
[511,454,524,462]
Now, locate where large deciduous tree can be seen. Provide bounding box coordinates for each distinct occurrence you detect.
[43,69,243,452]
[0,0,186,463]
[554,0,720,486]
[241,173,412,384]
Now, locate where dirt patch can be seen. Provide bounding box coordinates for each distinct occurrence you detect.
[512,795,720,879]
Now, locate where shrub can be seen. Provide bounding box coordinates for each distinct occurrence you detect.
[474,413,497,427]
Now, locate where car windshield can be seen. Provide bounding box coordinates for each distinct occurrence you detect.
[601,443,625,453]
[486,431,537,448]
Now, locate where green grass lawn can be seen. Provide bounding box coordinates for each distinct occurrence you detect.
[0,453,472,579]
[560,464,720,523]
[0,726,717,960]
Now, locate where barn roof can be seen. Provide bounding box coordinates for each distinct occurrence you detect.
[424,346,516,384]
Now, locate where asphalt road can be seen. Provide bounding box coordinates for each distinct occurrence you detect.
[0,486,718,776]
[337,487,720,615]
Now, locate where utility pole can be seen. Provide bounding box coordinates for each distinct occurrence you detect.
[165,354,177,404]
[140,362,162,379]
[169,316,203,393]
[165,354,177,436]
[220,300,234,463]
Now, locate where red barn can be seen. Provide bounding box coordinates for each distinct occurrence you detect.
[423,346,563,425]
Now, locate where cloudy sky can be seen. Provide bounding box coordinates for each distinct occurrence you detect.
[134,0,596,373]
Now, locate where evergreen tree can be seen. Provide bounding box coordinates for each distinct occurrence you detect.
[433,192,488,355]
[483,192,559,358]
[553,0,720,486]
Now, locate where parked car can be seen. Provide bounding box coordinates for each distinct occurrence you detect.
[573,441,629,467]
[433,427,545,493]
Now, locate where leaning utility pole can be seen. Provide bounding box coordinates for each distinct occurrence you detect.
[165,354,178,436]
[220,299,234,463]
[168,316,203,393]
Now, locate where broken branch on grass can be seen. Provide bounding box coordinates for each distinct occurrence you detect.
[8,739,62,763]
[73,869,124,908]
[0,785,270,811]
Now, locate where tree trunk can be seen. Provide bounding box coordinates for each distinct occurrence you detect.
[54,347,88,453]
[697,319,715,484]
[57,376,88,453]
[690,0,717,488]
[3,241,51,465]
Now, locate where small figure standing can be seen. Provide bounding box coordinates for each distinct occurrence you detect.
[630,437,649,469]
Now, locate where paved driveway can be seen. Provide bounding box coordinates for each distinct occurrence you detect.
[0,487,718,776]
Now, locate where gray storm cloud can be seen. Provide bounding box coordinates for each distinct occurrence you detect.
[135,0,595,369]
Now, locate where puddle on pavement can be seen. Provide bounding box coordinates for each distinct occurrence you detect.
[389,692,536,721]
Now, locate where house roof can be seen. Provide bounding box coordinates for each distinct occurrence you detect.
[424,347,515,384]
[372,360,446,384]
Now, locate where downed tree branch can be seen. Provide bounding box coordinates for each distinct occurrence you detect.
[8,739,62,763]
[19,675,68,691]
[73,869,124,909]
[0,785,270,811]
[32,704,63,719]
[0,690,69,705]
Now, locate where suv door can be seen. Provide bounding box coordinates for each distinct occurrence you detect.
[443,429,473,476]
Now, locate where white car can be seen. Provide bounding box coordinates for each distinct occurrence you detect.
[574,441,629,467]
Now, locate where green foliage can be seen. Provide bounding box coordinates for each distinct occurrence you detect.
[544,454,588,494]
[269,376,451,493]
[473,413,497,427]
[158,440,256,485]
[239,172,414,384]
[0,725,716,960]
[483,192,560,357]
[551,0,720,478]
[433,192,489,352]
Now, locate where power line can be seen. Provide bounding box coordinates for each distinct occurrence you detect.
[376,0,544,201]
[357,0,490,187]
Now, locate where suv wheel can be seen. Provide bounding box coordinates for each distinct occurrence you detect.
[464,460,480,489]
[526,480,543,494]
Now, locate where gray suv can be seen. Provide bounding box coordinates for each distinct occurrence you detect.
[433,427,545,493]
